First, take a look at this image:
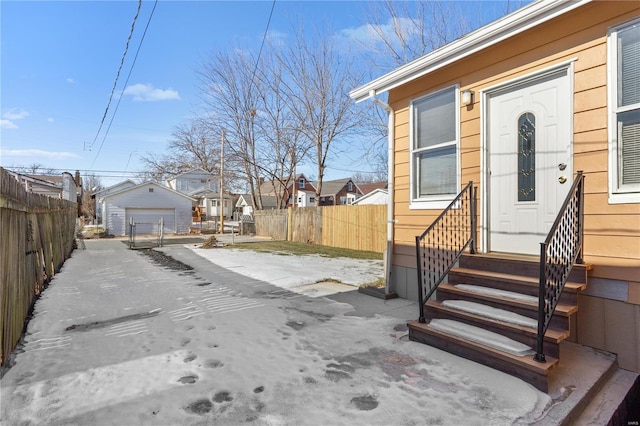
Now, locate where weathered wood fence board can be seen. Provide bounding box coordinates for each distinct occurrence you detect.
[254,204,386,253]
[253,209,288,241]
[290,207,322,244]
[1,167,77,366]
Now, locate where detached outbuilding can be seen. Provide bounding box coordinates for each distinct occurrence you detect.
[99,181,194,236]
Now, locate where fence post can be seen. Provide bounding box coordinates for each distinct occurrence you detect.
[534,242,547,363]
[469,183,477,254]
[287,207,292,242]
[415,235,426,323]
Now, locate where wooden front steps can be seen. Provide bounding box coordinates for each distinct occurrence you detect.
[408,253,588,393]
[422,299,568,358]
[408,320,558,393]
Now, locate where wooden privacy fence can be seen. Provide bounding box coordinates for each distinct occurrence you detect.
[0,168,77,366]
[254,204,387,253]
[254,209,288,241]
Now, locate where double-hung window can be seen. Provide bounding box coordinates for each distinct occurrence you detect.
[411,85,459,208]
[608,18,640,203]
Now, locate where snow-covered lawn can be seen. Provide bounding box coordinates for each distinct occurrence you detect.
[187,245,384,296]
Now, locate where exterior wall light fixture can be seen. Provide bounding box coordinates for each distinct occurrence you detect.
[461,89,474,106]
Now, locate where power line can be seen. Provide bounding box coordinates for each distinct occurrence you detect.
[5,166,142,175]
[248,0,276,97]
[90,0,159,170]
[325,165,384,175]
[87,0,142,153]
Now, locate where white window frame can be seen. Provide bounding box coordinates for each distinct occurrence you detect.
[607,17,640,204]
[409,84,461,209]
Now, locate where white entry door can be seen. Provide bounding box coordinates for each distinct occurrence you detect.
[488,68,572,255]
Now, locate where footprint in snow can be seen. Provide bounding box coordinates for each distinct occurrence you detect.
[178,374,198,384]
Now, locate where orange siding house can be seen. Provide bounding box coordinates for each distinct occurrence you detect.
[351,0,639,373]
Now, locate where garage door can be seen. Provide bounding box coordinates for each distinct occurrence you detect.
[125,208,175,235]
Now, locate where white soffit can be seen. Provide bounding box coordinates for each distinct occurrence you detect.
[349,0,591,103]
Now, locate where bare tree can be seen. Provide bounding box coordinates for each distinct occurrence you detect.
[359,0,526,72]
[197,43,319,210]
[197,49,269,208]
[281,25,364,202]
[355,0,526,174]
[23,163,56,175]
[81,173,103,219]
[255,48,314,208]
[139,118,244,192]
[352,170,388,185]
[358,0,468,72]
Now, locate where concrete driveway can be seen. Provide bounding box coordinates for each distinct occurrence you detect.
[1,238,594,425]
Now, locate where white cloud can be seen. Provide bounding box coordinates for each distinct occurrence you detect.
[66,78,76,84]
[0,149,80,160]
[1,119,18,129]
[336,17,422,52]
[3,108,30,120]
[265,29,288,47]
[123,83,180,102]
[47,117,55,123]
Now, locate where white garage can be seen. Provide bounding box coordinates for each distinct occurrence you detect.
[100,181,195,236]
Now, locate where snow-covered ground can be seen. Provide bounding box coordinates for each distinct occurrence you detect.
[186,244,384,297]
[0,239,553,425]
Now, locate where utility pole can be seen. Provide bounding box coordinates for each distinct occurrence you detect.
[219,130,225,234]
[292,149,296,208]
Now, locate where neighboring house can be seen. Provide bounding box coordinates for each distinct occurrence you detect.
[166,168,218,196]
[259,174,316,208]
[9,171,80,203]
[99,181,194,235]
[316,178,363,206]
[351,0,640,389]
[292,189,316,207]
[235,194,278,216]
[352,188,388,205]
[196,192,235,220]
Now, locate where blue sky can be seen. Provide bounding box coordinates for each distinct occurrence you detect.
[1,0,520,186]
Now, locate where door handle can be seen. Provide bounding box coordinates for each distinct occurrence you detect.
[558,176,567,184]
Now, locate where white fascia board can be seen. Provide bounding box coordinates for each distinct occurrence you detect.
[350,0,591,103]
[105,181,196,202]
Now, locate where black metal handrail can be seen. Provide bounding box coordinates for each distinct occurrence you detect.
[534,171,584,362]
[415,181,477,322]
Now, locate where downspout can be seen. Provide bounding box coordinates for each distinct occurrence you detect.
[369,90,395,295]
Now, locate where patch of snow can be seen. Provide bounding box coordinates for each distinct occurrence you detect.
[187,246,383,294]
[455,283,538,303]
[429,319,535,357]
[1,240,552,425]
[290,281,358,297]
[442,299,538,328]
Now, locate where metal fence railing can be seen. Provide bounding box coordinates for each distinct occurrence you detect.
[534,171,584,362]
[415,182,477,323]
